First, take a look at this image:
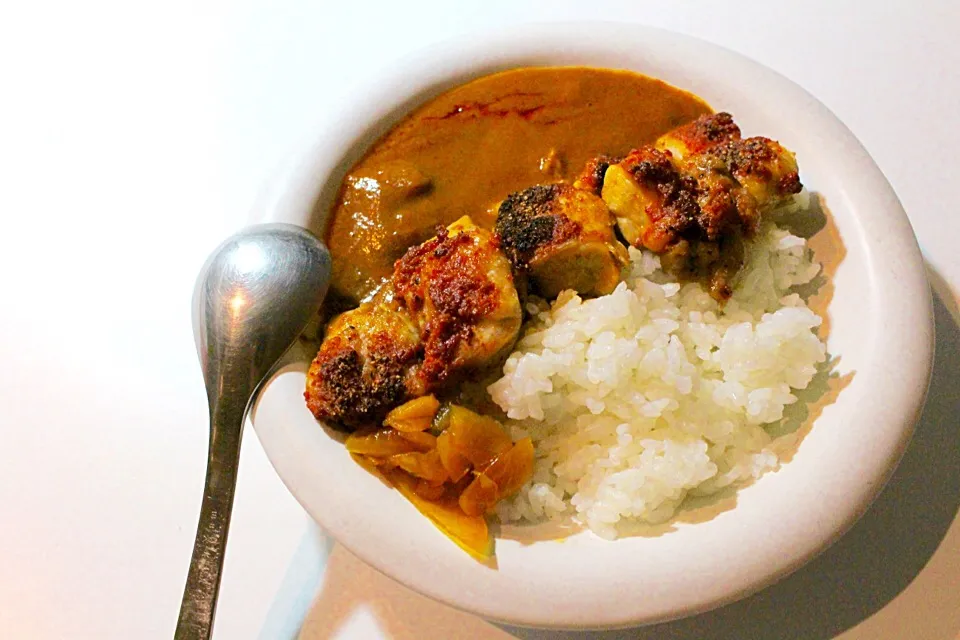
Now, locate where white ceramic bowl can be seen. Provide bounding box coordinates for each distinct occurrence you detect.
[250,22,933,629]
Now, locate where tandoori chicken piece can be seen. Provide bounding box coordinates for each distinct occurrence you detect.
[305,296,422,430]
[601,147,700,252]
[495,184,628,298]
[393,216,523,388]
[694,137,802,211]
[602,136,801,249]
[597,113,802,300]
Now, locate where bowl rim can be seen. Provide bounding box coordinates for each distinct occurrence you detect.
[251,21,934,629]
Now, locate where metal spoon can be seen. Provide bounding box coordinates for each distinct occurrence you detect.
[175,223,330,640]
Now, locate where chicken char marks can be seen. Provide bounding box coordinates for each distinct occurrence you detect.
[495,183,627,298]
[307,217,522,431]
[495,185,582,267]
[597,112,802,300]
[305,298,421,429]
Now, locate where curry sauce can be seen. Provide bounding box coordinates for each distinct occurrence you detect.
[325,67,711,304]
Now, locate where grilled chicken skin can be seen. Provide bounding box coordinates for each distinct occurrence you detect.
[595,113,802,300]
[305,296,421,430]
[495,183,628,298]
[393,216,523,389]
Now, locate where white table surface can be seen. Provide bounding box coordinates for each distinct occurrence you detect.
[2,1,959,638]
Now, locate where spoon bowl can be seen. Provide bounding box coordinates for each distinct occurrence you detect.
[192,223,331,391]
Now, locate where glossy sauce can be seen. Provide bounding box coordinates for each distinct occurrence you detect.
[325,67,711,305]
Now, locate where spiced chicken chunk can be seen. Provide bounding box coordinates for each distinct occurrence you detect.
[597,113,802,300]
[393,216,523,389]
[495,183,628,298]
[305,297,421,430]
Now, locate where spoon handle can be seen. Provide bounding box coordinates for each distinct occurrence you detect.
[175,398,246,640]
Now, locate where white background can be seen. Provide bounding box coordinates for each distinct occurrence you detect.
[2,1,959,638]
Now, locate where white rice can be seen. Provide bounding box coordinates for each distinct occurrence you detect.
[488,217,826,539]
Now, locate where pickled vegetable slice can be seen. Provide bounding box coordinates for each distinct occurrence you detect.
[481,437,534,499]
[385,469,493,561]
[397,430,438,450]
[383,395,440,432]
[446,406,512,468]
[345,427,432,457]
[389,449,448,485]
[412,478,446,501]
[436,431,471,482]
[459,472,499,516]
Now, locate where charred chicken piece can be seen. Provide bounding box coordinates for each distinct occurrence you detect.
[693,137,802,211]
[599,114,802,300]
[495,183,628,298]
[393,216,522,389]
[305,297,422,430]
[600,146,698,252]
